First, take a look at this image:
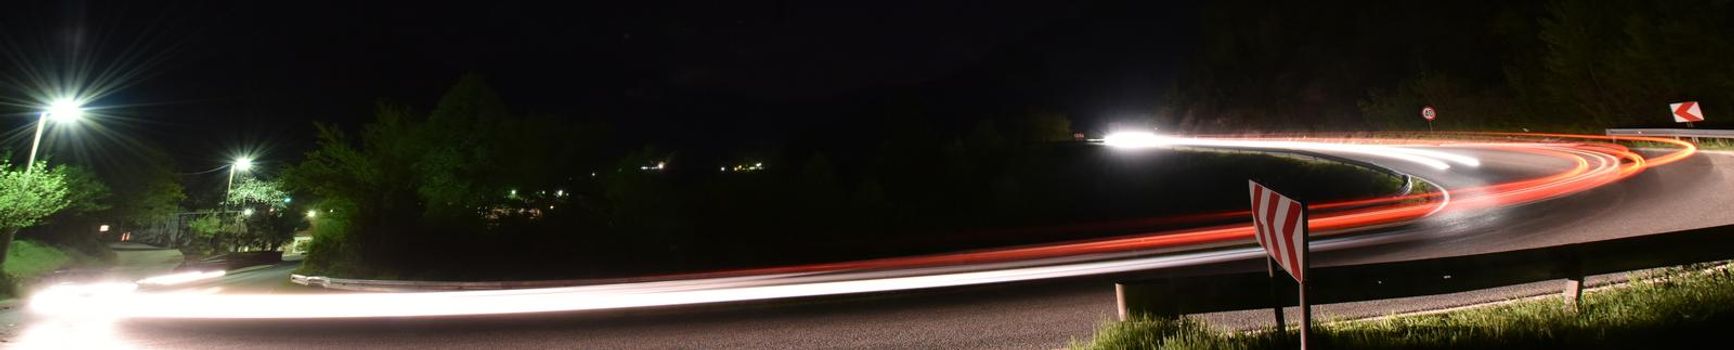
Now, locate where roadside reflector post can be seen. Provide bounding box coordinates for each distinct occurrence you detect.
[1115,283,1129,321]
[1268,258,1286,330]
[1563,255,1585,313]
[1562,276,1584,313]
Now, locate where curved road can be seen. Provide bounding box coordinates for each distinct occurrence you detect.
[11,142,1733,349]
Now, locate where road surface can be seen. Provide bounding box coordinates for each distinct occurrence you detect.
[9,144,1732,349]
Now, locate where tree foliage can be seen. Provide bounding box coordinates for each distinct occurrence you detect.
[107,150,187,228]
[0,163,71,231]
[224,178,290,210]
[286,74,607,276]
[285,71,1401,281]
[0,161,74,268]
[1172,0,1734,132]
[58,165,111,216]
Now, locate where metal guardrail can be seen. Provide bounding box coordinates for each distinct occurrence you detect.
[290,271,736,292]
[1114,224,1734,320]
[291,274,595,292]
[1174,146,1422,197]
[1606,128,1734,139]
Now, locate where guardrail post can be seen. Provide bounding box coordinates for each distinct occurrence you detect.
[1267,258,1287,329]
[1115,283,1129,321]
[1562,276,1584,312]
[1563,254,1585,313]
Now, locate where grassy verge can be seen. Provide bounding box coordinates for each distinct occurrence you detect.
[1,240,106,299]
[1624,138,1734,151]
[1076,263,1734,349]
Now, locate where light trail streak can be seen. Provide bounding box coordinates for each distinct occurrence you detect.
[135,270,225,286]
[25,133,1699,320]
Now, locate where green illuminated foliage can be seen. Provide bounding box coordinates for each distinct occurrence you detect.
[0,161,74,268]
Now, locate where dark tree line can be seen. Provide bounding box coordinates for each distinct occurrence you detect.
[287,74,1401,280]
[1166,0,1734,132]
[12,150,187,262]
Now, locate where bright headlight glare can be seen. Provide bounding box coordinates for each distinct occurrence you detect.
[1102,131,1170,148]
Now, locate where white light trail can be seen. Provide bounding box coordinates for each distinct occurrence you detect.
[135,270,226,286]
[1100,132,1480,170]
[35,250,1261,319]
[24,133,1684,321]
[1102,131,1171,148]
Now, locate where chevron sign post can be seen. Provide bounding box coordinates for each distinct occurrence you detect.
[1249,180,1312,349]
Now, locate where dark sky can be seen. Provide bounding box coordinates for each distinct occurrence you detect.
[1,0,1198,175]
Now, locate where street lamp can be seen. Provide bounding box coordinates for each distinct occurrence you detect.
[26,98,85,170]
[227,157,253,196]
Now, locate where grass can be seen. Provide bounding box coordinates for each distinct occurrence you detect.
[1623,138,1734,151]
[3,240,75,279]
[1,240,107,299]
[1075,263,1734,349]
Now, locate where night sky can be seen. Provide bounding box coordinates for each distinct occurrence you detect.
[1,0,1198,176]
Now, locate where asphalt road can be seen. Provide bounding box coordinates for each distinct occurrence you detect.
[9,148,1733,350]
[203,262,306,294]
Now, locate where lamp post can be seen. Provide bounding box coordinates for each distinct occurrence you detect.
[227,157,254,197]
[26,99,84,171]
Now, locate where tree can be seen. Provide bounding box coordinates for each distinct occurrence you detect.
[1525,0,1734,128]
[285,74,568,275]
[225,178,298,251]
[1170,0,1533,131]
[1013,112,1074,143]
[0,161,73,269]
[601,146,686,238]
[415,73,511,221]
[184,215,234,255]
[107,149,187,228]
[1360,72,1522,131]
[14,164,120,261]
[225,178,290,209]
[58,165,111,216]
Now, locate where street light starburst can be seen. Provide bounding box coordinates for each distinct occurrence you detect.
[45,98,85,124]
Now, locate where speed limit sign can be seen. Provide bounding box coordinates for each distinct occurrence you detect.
[1421,105,1437,121]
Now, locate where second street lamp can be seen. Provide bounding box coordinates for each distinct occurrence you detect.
[227,157,254,197]
[26,98,85,171]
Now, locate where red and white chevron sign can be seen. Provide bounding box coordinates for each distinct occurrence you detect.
[1249,180,1309,282]
[1672,101,1704,123]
